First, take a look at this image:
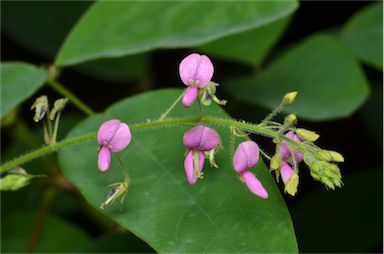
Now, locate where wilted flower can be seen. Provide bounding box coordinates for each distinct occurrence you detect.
[183,125,220,184]
[179,53,214,107]
[97,119,131,172]
[280,131,303,164]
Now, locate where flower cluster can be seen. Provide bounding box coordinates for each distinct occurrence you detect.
[95,52,344,208]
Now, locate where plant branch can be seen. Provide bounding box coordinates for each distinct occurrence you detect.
[0,116,305,173]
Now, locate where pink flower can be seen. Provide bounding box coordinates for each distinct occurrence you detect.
[281,131,303,164]
[233,141,268,199]
[241,171,268,199]
[233,141,260,174]
[183,125,220,151]
[183,125,220,184]
[179,53,214,107]
[97,119,131,172]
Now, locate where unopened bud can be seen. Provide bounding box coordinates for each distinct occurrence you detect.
[296,128,320,142]
[328,150,344,162]
[31,95,48,122]
[283,91,298,106]
[285,173,299,196]
[270,154,281,171]
[49,98,68,120]
[284,114,297,127]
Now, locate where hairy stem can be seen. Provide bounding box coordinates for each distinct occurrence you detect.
[47,79,95,116]
[1,116,305,173]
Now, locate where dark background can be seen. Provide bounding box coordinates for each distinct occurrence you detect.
[1,1,382,253]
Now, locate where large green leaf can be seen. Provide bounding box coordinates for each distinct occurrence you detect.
[197,16,291,67]
[58,89,297,252]
[0,62,48,118]
[341,3,383,70]
[55,1,298,66]
[1,210,90,253]
[224,34,370,121]
[1,2,148,82]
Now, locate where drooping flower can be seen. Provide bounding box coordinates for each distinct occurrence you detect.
[280,131,303,164]
[179,53,214,107]
[97,119,131,172]
[183,125,220,184]
[233,141,268,199]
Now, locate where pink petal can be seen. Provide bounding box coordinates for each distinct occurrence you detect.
[233,141,259,174]
[242,171,268,199]
[98,146,111,172]
[179,53,214,87]
[97,119,121,146]
[195,55,214,88]
[184,150,205,185]
[281,161,294,184]
[182,86,198,107]
[109,122,131,152]
[183,125,220,151]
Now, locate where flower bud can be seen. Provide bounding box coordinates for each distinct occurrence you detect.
[49,98,68,120]
[280,131,303,163]
[280,161,294,185]
[31,95,48,122]
[283,114,297,127]
[296,128,320,142]
[233,141,259,174]
[283,91,298,106]
[285,173,299,196]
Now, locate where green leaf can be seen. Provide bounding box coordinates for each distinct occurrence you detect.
[341,3,383,70]
[75,54,149,83]
[197,16,292,67]
[2,2,148,82]
[58,89,297,252]
[0,62,48,118]
[224,34,370,121]
[1,210,90,253]
[55,1,298,66]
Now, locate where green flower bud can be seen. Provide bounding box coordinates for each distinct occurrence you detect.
[283,91,298,106]
[49,98,68,120]
[285,173,299,196]
[296,128,320,142]
[31,95,48,122]
[284,114,297,127]
[270,154,281,171]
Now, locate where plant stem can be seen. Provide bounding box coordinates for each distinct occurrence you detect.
[0,116,305,173]
[158,91,185,120]
[51,111,62,144]
[47,79,95,116]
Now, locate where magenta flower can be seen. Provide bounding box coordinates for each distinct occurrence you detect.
[233,141,260,174]
[233,141,268,199]
[179,53,214,107]
[183,125,220,151]
[97,119,131,172]
[183,125,220,185]
[281,131,303,164]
